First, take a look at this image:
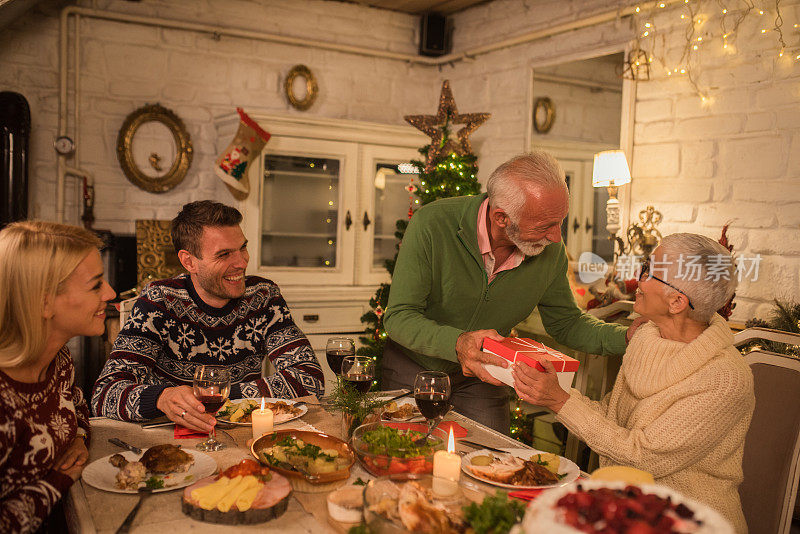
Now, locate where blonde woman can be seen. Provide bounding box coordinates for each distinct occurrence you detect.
[0,221,116,533]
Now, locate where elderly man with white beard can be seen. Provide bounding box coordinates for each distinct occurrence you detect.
[382,152,641,433]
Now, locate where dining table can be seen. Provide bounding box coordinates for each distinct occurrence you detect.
[63,391,556,533]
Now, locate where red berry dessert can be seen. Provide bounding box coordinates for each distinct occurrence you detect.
[520,481,733,534]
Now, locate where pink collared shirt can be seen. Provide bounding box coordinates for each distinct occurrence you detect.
[477,198,524,283]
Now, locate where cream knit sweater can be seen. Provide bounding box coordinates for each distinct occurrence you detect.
[556,314,755,533]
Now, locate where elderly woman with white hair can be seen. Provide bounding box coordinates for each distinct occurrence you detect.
[513,233,755,533]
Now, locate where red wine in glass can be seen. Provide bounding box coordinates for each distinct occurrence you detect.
[193,365,231,452]
[326,348,354,376]
[343,373,372,394]
[197,394,226,414]
[414,391,450,420]
[341,355,375,395]
[413,371,451,430]
[326,338,355,376]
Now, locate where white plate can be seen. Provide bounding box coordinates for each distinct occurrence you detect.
[216,397,307,426]
[461,448,579,490]
[521,480,733,533]
[82,449,217,494]
[381,397,425,422]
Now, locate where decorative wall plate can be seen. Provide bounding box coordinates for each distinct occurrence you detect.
[116,103,193,193]
[532,97,555,133]
[284,65,318,111]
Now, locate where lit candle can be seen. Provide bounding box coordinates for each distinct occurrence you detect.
[251,398,274,441]
[432,427,460,496]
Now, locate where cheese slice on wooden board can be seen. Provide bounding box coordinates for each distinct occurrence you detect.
[182,473,292,524]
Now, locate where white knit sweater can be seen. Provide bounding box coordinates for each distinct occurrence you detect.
[556,314,755,533]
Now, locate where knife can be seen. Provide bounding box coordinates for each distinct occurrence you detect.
[380,389,412,403]
[458,439,512,454]
[141,417,173,429]
[108,438,143,455]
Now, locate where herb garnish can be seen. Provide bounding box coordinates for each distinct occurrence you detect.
[144,476,164,489]
[462,492,526,534]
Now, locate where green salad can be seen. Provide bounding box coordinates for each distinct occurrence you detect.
[360,426,438,458]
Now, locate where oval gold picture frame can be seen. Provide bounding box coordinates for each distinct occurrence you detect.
[533,97,555,133]
[116,103,193,193]
[284,64,318,111]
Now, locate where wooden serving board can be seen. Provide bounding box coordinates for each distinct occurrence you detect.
[181,494,290,524]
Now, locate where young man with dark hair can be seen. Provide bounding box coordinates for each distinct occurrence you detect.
[92,201,323,432]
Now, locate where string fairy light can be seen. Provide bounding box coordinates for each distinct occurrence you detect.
[634,0,797,100]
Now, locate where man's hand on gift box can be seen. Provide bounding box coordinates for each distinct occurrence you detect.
[456,329,508,385]
[512,355,570,413]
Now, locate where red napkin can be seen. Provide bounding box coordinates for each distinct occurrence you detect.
[436,420,467,438]
[174,425,207,439]
[508,489,545,501]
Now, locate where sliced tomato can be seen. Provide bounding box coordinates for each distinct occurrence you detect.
[406,457,428,474]
[388,458,409,474]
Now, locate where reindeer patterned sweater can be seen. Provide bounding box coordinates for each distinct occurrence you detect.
[1,347,91,534]
[91,274,324,421]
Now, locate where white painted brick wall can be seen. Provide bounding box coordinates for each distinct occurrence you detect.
[2,0,798,320]
[448,0,800,320]
[0,0,437,235]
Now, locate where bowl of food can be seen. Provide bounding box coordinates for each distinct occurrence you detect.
[251,430,355,492]
[350,421,446,477]
[520,480,733,533]
[363,473,488,533]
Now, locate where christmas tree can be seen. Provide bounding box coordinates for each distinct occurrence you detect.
[357,81,488,381]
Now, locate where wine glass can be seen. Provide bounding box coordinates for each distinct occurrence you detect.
[341,355,375,394]
[193,365,231,451]
[414,371,452,434]
[326,337,355,377]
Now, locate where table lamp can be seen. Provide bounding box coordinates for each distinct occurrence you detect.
[592,150,632,242]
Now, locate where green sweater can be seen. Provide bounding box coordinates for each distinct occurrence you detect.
[384,194,627,373]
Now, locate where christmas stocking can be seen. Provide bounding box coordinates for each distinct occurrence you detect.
[215,107,270,195]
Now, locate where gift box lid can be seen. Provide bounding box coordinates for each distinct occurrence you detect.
[482,337,579,372]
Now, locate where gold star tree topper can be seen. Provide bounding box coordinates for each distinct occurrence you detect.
[404,80,490,172]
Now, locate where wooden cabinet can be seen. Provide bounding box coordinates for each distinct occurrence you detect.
[215,114,425,389]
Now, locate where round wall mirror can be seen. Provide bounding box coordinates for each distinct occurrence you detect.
[116,104,192,193]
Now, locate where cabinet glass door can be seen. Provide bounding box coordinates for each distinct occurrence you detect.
[261,155,340,268]
[242,136,357,287]
[358,146,420,285]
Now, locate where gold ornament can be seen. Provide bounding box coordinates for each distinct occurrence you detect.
[619,48,651,81]
[404,80,490,172]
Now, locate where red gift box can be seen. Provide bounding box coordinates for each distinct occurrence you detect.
[482,337,579,373]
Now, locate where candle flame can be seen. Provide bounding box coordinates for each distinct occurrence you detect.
[260,397,266,410]
[447,427,455,453]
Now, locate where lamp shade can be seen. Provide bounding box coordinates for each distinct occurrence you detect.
[592,150,631,188]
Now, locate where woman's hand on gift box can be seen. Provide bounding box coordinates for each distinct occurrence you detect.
[512,355,570,413]
[456,329,507,385]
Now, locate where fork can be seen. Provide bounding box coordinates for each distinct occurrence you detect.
[115,486,153,533]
